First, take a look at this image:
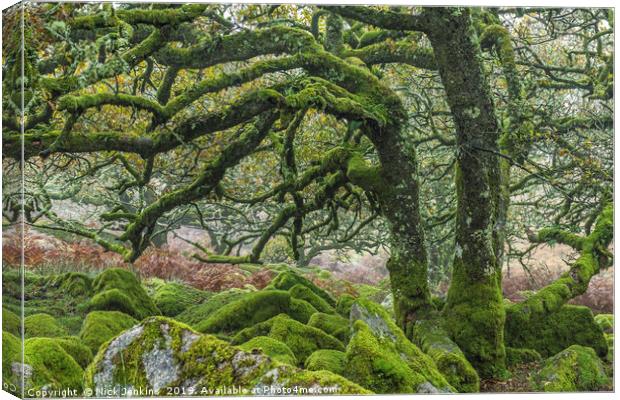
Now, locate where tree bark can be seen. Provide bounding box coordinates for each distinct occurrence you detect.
[425,8,508,378]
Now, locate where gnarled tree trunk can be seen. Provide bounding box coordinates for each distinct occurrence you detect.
[425,8,508,378]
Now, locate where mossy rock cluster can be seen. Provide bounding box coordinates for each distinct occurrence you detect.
[308,312,350,343]
[147,279,212,317]
[175,287,254,326]
[505,347,542,366]
[412,319,479,392]
[345,299,454,393]
[3,307,20,336]
[3,270,92,335]
[530,345,610,392]
[3,332,94,394]
[47,272,92,296]
[594,314,613,334]
[304,349,347,375]
[336,294,355,316]
[505,304,608,358]
[86,316,369,395]
[24,337,85,393]
[238,336,297,365]
[89,268,160,319]
[232,314,345,363]
[267,270,335,306]
[288,284,335,314]
[79,310,138,353]
[24,313,68,338]
[196,290,318,335]
[52,336,94,369]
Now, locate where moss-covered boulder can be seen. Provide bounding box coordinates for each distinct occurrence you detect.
[412,319,479,392]
[288,298,319,323]
[505,304,607,358]
[238,336,297,365]
[197,290,294,335]
[232,314,344,363]
[79,310,138,354]
[336,294,355,316]
[252,365,372,395]
[89,268,159,320]
[51,336,94,369]
[267,270,335,306]
[175,288,254,326]
[530,345,610,392]
[47,272,92,296]
[308,312,350,343]
[2,331,21,394]
[505,347,542,367]
[149,279,212,317]
[347,299,453,393]
[85,316,368,396]
[24,313,68,338]
[24,337,84,393]
[304,349,346,375]
[3,307,20,336]
[289,284,335,314]
[594,314,613,334]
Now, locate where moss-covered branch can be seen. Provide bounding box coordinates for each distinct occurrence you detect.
[343,39,436,69]
[120,112,279,261]
[324,6,431,32]
[507,204,613,323]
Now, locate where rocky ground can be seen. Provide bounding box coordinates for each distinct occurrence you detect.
[1,264,614,397]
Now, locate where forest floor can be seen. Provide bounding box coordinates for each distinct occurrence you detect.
[480,362,541,392]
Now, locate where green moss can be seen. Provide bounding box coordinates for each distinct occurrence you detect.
[442,258,508,379]
[196,290,293,335]
[24,337,84,393]
[604,333,613,363]
[354,284,383,301]
[304,349,346,375]
[289,284,335,314]
[267,270,335,306]
[346,153,384,191]
[24,313,68,338]
[345,320,415,393]
[349,299,453,393]
[594,314,613,334]
[307,312,350,343]
[3,307,20,336]
[79,310,137,354]
[47,272,92,296]
[530,345,610,392]
[176,288,252,326]
[89,268,159,319]
[232,314,344,363]
[238,336,297,365]
[336,294,355,316]
[412,320,479,392]
[2,331,21,394]
[288,298,318,323]
[505,304,608,358]
[149,279,212,317]
[52,337,94,368]
[505,347,542,367]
